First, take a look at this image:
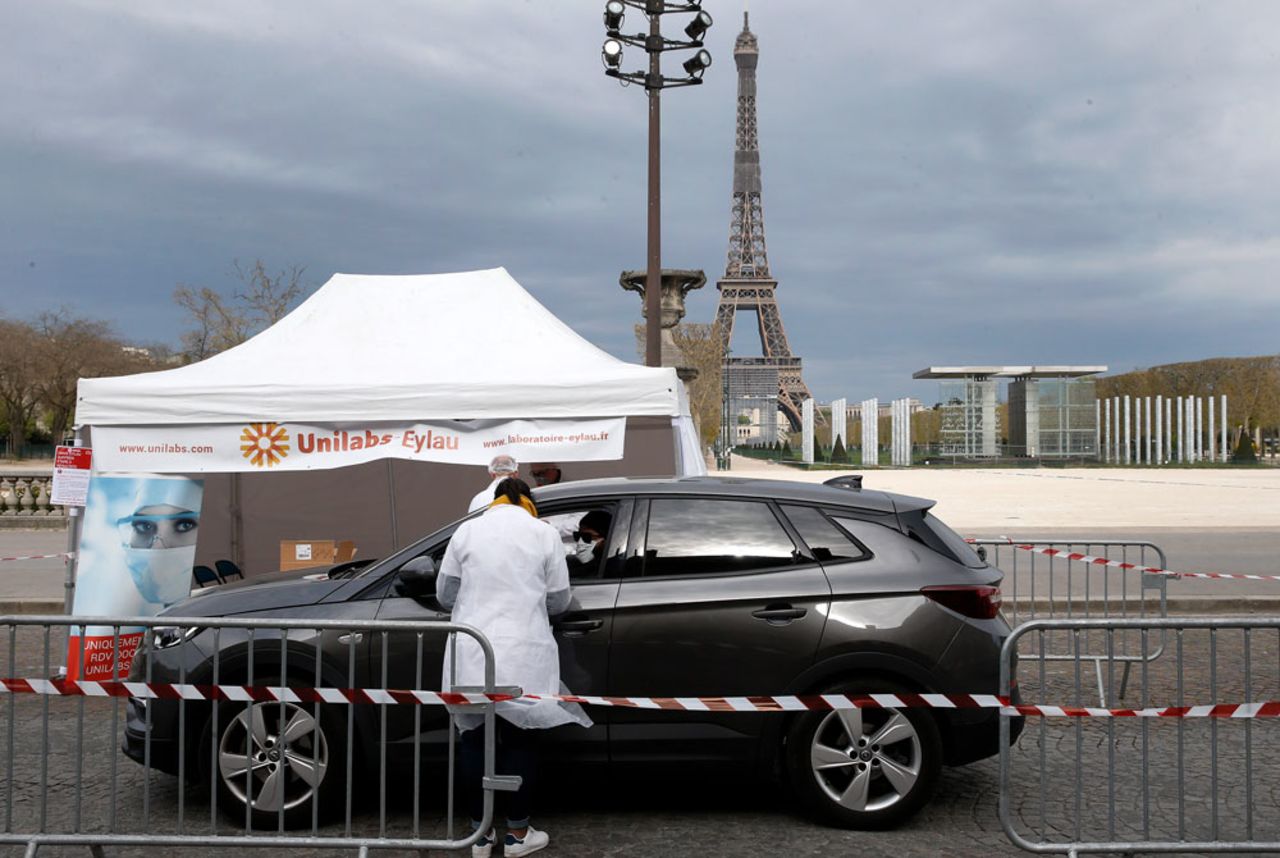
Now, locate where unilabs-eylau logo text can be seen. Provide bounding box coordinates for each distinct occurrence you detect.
[294,428,460,456]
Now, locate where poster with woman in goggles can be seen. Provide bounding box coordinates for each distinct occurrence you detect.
[68,474,204,679]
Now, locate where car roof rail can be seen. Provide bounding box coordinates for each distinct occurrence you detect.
[823,475,863,491]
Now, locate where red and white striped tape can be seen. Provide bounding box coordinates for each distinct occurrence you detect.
[973,540,1280,583]
[3,677,1279,718]
[0,552,74,563]
[1012,543,1280,582]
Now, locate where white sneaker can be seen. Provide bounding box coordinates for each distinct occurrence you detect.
[503,825,549,856]
[472,828,496,858]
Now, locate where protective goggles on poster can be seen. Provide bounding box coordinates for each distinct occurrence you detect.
[116,512,200,549]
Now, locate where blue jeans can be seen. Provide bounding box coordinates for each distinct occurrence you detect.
[460,718,538,828]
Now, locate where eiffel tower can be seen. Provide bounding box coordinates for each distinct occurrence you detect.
[713,12,814,432]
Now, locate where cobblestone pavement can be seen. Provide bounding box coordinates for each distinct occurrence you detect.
[4,626,1280,857]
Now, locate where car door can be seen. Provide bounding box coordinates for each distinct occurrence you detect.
[531,499,627,765]
[608,496,831,769]
[371,501,625,764]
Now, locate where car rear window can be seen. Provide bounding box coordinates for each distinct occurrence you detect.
[781,505,870,563]
[897,508,986,568]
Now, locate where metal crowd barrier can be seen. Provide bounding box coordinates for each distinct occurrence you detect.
[973,539,1168,705]
[1,615,515,856]
[1000,617,1280,855]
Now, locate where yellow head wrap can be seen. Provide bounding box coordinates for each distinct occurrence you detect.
[489,493,538,517]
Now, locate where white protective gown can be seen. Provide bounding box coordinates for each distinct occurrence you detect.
[467,477,505,514]
[440,503,592,731]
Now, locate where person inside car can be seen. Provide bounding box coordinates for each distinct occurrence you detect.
[565,509,610,578]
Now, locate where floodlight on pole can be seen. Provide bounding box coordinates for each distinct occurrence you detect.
[603,0,625,32]
[682,48,712,77]
[684,10,712,41]
[602,39,624,68]
[597,0,713,368]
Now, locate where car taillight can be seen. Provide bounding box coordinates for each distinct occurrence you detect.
[921,585,1002,619]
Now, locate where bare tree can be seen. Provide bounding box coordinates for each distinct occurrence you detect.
[0,320,41,455]
[174,259,307,362]
[32,310,147,444]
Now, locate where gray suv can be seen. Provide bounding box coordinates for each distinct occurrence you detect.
[124,476,1020,830]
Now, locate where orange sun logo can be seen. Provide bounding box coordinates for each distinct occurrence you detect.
[240,423,290,468]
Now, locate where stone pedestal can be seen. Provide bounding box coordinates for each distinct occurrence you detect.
[620,269,707,373]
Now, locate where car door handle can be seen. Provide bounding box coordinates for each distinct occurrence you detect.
[337,633,363,644]
[556,619,604,637]
[751,606,807,624]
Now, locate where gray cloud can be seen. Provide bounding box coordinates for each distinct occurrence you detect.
[3,0,1278,404]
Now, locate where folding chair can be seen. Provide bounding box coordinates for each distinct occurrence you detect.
[192,565,223,587]
[214,559,244,582]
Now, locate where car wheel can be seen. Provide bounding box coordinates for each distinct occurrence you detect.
[785,679,941,829]
[200,691,348,830]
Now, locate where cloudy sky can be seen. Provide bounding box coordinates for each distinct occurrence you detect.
[3,0,1279,402]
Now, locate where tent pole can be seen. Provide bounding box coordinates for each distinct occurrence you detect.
[386,459,400,550]
[62,427,86,616]
[229,473,243,569]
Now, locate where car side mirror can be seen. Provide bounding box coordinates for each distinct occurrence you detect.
[396,555,438,599]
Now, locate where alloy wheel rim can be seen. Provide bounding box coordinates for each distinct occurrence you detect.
[218,701,329,813]
[809,707,922,812]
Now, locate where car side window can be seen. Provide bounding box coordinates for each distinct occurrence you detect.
[540,504,618,581]
[781,505,871,563]
[642,498,802,578]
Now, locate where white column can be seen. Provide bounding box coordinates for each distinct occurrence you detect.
[900,399,908,466]
[860,398,879,467]
[831,398,847,450]
[801,399,815,464]
[1111,399,1121,463]
[1186,396,1193,462]
[868,398,879,467]
[1141,396,1152,463]
[1177,396,1185,463]
[1144,397,1152,464]
[1096,399,1103,461]
[1187,399,1198,463]
[1207,396,1216,462]
[1186,396,1195,462]
[1155,395,1163,465]
[1164,396,1172,463]
[1102,399,1111,462]
[1123,395,1131,465]
[1221,395,1229,462]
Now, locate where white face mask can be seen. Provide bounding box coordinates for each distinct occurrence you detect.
[573,539,597,564]
[124,546,196,606]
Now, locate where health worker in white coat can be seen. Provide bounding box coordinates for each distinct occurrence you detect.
[438,476,589,858]
[467,454,519,514]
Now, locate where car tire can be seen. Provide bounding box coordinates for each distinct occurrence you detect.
[199,683,349,830]
[785,678,942,829]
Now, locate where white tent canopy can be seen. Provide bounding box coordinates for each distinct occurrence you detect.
[79,268,686,426]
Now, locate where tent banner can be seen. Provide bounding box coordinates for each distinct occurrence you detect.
[92,417,627,473]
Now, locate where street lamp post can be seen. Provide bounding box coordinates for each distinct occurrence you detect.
[602,1,712,368]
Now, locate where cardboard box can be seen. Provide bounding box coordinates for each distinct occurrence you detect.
[279,539,355,571]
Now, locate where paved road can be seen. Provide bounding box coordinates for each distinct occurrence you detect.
[3,626,1279,857]
[4,527,1279,608]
